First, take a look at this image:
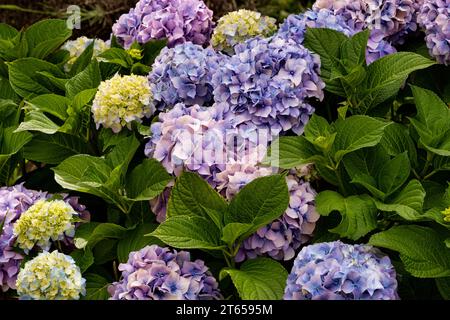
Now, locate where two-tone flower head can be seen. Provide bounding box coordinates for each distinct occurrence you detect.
[61,36,109,72]
[212,36,324,136]
[16,250,85,300]
[284,241,399,300]
[0,184,47,291]
[148,42,223,110]
[277,8,397,64]
[211,9,278,54]
[108,245,221,300]
[234,174,319,261]
[144,103,233,182]
[92,74,154,133]
[417,0,450,65]
[13,200,77,253]
[112,0,214,49]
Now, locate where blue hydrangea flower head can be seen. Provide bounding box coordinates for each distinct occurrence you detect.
[108,245,221,300]
[284,241,399,300]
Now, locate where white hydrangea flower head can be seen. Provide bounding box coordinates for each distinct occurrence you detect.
[92,74,154,133]
[16,251,86,300]
[13,200,76,252]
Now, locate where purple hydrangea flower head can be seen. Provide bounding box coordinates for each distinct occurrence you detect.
[144,103,232,182]
[418,0,450,65]
[149,42,224,110]
[112,0,214,49]
[313,0,367,30]
[108,245,221,300]
[284,241,399,300]
[235,174,319,261]
[212,36,324,136]
[277,9,397,64]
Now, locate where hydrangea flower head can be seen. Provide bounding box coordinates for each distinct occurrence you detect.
[92,74,154,133]
[212,36,324,136]
[442,206,450,222]
[13,200,76,252]
[211,9,278,54]
[284,241,399,300]
[418,0,450,65]
[149,42,223,110]
[61,37,109,72]
[108,245,221,300]
[112,0,214,49]
[16,250,85,300]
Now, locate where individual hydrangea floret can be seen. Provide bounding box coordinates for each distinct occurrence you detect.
[13,200,77,252]
[61,36,109,72]
[212,36,324,136]
[417,0,450,65]
[92,74,154,133]
[284,241,399,300]
[233,174,319,261]
[16,251,85,300]
[149,42,223,110]
[211,9,278,54]
[112,0,214,49]
[108,245,221,300]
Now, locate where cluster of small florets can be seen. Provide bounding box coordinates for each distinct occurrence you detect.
[108,245,221,300]
[16,251,85,300]
[92,74,154,133]
[211,9,278,54]
[61,36,109,71]
[112,0,214,48]
[284,241,399,300]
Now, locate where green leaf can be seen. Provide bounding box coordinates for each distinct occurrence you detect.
[0,127,32,183]
[142,39,167,66]
[356,53,435,112]
[98,48,133,68]
[69,40,95,77]
[117,223,162,263]
[380,122,418,168]
[369,225,450,278]
[76,222,127,249]
[15,111,60,134]
[221,223,253,247]
[227,175,289,234]
[83,274,110,300]
[220,258,288,300]
[92,239,117,265]
[167,172,228,222]
[332,115,391,163]
[339,30,370,68]
[0,23,18,40]
[304,114,336,150]
[65,60,101,99]
[125,159,172,201]
[27,94,70,120]
[150,215,224,250]
[8,58,65,98]
[377,152,410,196]
[263,136,323,169]
[71,248,94,273]
[24,133,90,164]
[316,191,377,240]
[436,277,450,300]
[25,20,72,59]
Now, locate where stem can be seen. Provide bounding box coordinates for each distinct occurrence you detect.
[335,169,347,197]
[113,261,119,281]
[423,170,438,180]
[0,5,59,16]
[420,152,434,178]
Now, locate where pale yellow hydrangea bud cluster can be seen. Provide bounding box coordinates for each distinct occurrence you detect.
[442,207,450,222]
[92,74,154,133]
[13,200,76,252]
[16,251,85,300]
[61,36,109,72]
[211,9,278,54]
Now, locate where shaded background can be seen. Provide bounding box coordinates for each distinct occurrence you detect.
[0,0,311,39]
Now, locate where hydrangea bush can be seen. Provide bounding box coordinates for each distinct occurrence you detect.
[0,0,449,301]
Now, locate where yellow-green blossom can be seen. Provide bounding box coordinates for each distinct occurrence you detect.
[13,200,75,252]
[127,48,143,60]
[16,251,85,300]
[442,207,450,222]
[211,9,277,54]
[62,36,109,72]
[92,74,154,133]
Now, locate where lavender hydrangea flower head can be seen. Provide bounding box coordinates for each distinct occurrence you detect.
[144,103,232,181]
[418,0,450,65]
[212,36,324,136]
[284,241,399,300]
[112,0,214,49]
[108,245,221,300]
[211,9,278,54]
[313,0,367,30]
[0,184,47,291]
[235,174,320,261]
[149,42,224,110]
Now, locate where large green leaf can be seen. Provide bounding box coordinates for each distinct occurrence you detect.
[380,122,418,168]
[82,274,110,300]
[220,258,288,300]
[65,60,101,99]
[377,152,410,196]
[369,225,450,278]
[0,126,32,183]
[117,223,162,263]
[15,110,60,134]
[27,94,70,120]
